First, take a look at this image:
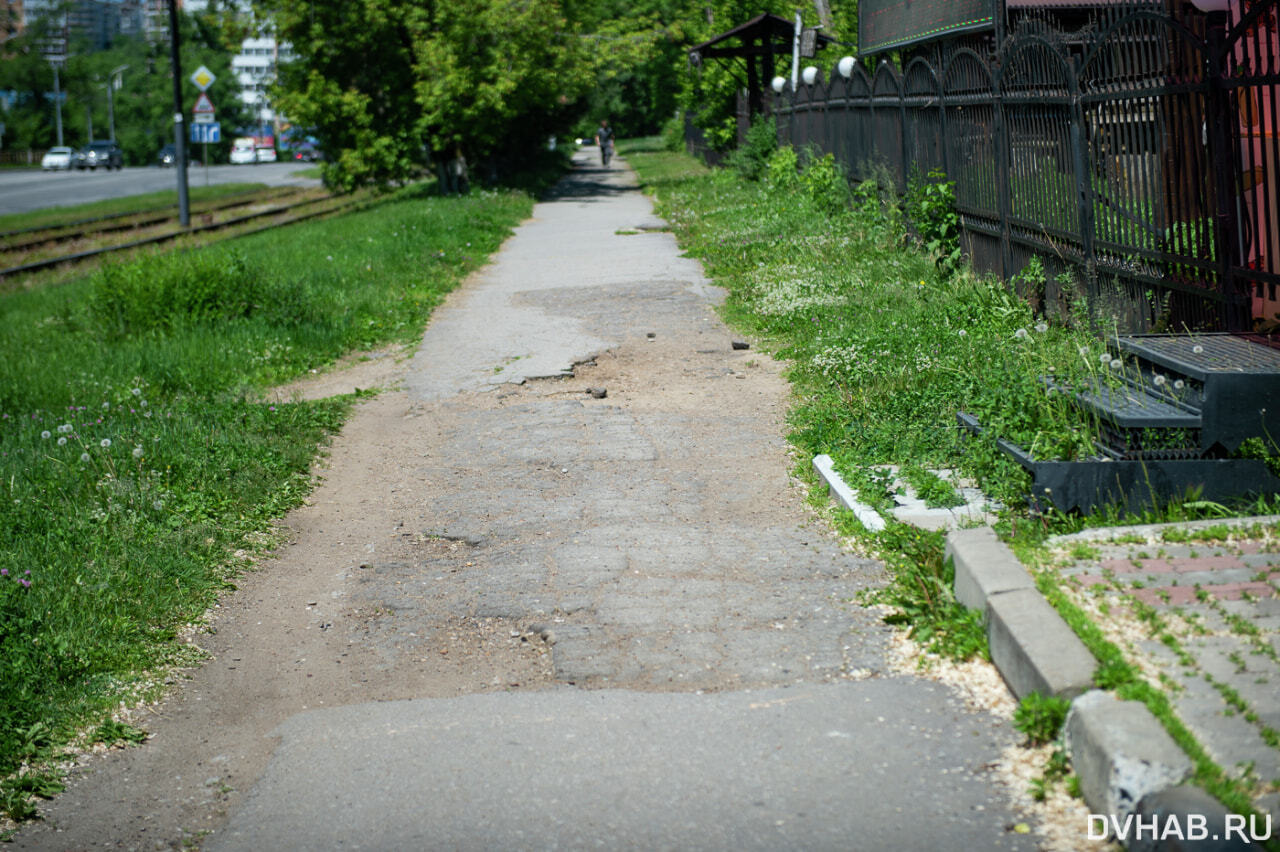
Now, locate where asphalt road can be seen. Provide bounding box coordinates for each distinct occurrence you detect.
[0,162,322,216]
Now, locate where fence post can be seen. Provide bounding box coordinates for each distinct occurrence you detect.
[995,62,1014,283]
[1069,54,1096,308]
[1204,10,1244,332]
[898,72,910,189]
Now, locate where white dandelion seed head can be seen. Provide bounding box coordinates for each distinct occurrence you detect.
[1100,353,1112,365]
[1035,322,1049,333]
[153,500,164,511]
[80,453,91,463]
[132,447,144,459]
[1193,345,1204,354]
[102,402,109,409]
[1153,375,1167,386]
[958,329,967,337]
[1174,379,1185,390]
[1015,328,1029,339]
[100,438,111,448]
[57,437,67,446]
[1079,346,1090,357]
[40,430,50,439]
[59,424,72,433]
[1110,358,1123,370]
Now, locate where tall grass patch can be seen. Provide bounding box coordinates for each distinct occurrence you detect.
[0,184,532,798]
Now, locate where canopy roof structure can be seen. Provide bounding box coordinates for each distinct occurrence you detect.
[688,13,836,117]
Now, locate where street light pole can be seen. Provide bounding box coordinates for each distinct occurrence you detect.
[106,65,128,143]
[167,0,189,226]
[52,63,64,147]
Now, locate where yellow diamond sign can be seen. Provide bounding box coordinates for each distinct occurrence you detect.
[190,65,216,91]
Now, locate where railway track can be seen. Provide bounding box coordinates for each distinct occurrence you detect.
[0,187,305,253]
[0,190,364,283]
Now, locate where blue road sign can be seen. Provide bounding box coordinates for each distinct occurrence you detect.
[190,122,221,144]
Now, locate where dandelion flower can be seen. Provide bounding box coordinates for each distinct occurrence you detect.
[100,438,111,448]
[1035,322,1049,333]
[80,453,91,463]
[102,402,110,409]
[41,430,51,439]
[1174,379,1185,390]
[59,424,72,433]
[1193,345,1204,355]
[131,388,141,396]
[1153,375,1167,387]
[1015,328,1029,340]
[153,500,164,511]
[1079,346,1090,357]
[1100,353,1112,365]
[132,447,144,459]
[57,437,67,446]
[1110,358,1123,370]
[958,329,967,337]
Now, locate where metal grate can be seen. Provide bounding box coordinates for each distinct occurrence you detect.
[1119,333,1280,378]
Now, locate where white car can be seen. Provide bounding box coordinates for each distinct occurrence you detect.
[255,146,277,163]
[41,146,75,170]
[229,140,256,164]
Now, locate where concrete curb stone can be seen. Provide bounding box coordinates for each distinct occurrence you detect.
[987,587,1096,700]
[946,526,1035,611]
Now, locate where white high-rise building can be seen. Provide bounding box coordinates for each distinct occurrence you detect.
[231,34,294,134]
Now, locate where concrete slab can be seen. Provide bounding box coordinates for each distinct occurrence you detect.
[987,587,1096,700]
[1065,691,1192,821]
[947,527,1036,612]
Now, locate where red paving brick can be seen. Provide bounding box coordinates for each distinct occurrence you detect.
[1101,558,1141,574]
[1071,573,1109,589]
[1168,555,1246,573]
[1129,581,1277,607]
[1133,558,1175,574]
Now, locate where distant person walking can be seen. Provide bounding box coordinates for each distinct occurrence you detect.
[594,118,614,167]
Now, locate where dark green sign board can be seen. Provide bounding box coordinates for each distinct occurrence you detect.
[858,0,996,55]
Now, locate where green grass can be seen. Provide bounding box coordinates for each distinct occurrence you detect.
[0,182,534,814]
[0,183,269,234]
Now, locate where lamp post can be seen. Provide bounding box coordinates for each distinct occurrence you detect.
[51,61,64,147]
[105,64,128,143]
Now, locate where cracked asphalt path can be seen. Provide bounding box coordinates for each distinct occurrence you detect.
[14,150,1034,851]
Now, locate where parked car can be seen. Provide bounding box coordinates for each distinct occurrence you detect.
[76,140,123,170]
[290,142,321,162]
[229,137,256,165]
[254,145,277,163]
[41,146,76,170]
[156,144,201,167]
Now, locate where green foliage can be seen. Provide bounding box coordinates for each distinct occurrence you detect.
[0,187,532,807]
[904,168,963,272]
[89,250,263,336]
[1013,692,1071,745]
[870,537,988,663]
[798,152,850,215]
[726,115,777,182]
[91,719,148,745]
[661,114,686,153]
[1029,748,1072,801]
[900,466,965,509]
[764,145,799,190]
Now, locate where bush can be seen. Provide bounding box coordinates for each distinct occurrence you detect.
[764,145,800,190]
[904,167,962,272]
[798,152,850,215]
[661,113,685,153]
[1013,692,1072,745]
[90,249,267,336]
[726,116,778,182]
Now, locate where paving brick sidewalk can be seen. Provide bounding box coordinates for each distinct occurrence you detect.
[1047,517,1280,825]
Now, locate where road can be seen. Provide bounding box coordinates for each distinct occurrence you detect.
[0,162,322,216]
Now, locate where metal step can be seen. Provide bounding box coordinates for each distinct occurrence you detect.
[1068,377,1203,430]
[1117,333,1280,382]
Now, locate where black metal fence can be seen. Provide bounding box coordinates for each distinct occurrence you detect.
[775,1,1280,336]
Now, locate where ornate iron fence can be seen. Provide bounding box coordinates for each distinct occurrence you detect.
[774,0,1280,335]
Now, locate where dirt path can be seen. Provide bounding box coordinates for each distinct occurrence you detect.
[13,151,1033,851]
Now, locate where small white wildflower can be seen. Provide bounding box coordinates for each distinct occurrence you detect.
[1174,379,1185,390]
[1110,358,1123,370]
[132,447,144,459]
[80,453,91,463]
[57,437,67,446]
[1153,375,1167,387]
[131,388,141,396]
[40,430,51,439]
[102,402,109,409]
[1035,322,1049,333]
[958,329,967,337]
[1015,328,1029,340]
[100,438,111,448]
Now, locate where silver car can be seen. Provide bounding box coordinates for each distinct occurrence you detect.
[41,146,75,170]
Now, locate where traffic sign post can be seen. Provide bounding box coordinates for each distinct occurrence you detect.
[190,66,216,91]
[191,88,216,187]
[190,122,220,186]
